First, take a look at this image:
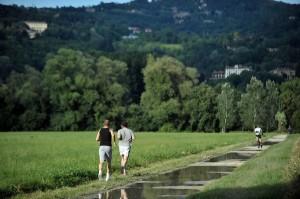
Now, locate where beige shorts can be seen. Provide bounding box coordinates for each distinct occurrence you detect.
[119,145,131,156]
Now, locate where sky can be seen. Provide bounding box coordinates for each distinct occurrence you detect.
[0,0,300,8]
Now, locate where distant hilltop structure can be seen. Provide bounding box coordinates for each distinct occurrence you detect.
[271,67,295,80]
[210,70,225,80]
[225,64,251,78]
[122,26,152,40]
[24,21,48,39]
[210,64,251,80]
[210,65,296,80]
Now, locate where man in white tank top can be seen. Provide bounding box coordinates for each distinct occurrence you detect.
[254,126,263,149]
[117,121,135,175]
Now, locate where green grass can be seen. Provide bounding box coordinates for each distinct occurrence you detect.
[0,132,266,198]
[188,134,300,199]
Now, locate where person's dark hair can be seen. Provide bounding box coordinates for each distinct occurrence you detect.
[121,121,128,128]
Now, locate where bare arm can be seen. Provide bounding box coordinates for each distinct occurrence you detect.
[96,129,100,141]
[110,129,116,146]
[132,131,135,141]
[130,130,135,143]
[117,130,122,140]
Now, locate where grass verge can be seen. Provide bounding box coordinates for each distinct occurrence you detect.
[188,134,300,199]
[284,135,300,199]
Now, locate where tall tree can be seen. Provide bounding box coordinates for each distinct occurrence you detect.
[43,48,128,130]
[263,80,279,131]
[4,66,48,130]
[275,111,287,132]
[238,77,265,130]
[183,84,217,132]
[217,83,237,132]
[280,78,300,131]
[0,83,12,130]
[141,55,198,131]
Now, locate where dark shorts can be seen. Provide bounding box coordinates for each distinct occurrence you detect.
[256,134,261,139]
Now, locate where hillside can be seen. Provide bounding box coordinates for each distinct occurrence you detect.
[0,0,300,80]
[0,0,300,132]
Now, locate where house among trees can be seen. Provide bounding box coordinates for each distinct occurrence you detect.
[145,28,152,33]
[210,65,251,80]
[267,48,279,53]
[270,68,296,80]
[289,16,296,20]
[122,34,138,40]
[128,26,141,34]
[85,7,96,13]
[24,21,48,39]
[210,70,225,80]
[225,64,251,78]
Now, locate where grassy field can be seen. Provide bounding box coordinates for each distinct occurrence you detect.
[189,134,300,199]
[0,132,266,198]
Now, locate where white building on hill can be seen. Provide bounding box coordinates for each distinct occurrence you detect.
[225,64,251,78]
[271,68,295,80]
[24,21,48,39]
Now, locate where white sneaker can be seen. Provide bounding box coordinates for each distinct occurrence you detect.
[105,173,110,181]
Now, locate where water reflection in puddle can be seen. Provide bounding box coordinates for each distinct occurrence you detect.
[206,152,254,162]
[83,139,283,199]
[89,167,235,199]
[85,158,246,199]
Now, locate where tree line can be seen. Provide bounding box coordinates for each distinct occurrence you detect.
[1,1,300,82]
[0,48,299,132]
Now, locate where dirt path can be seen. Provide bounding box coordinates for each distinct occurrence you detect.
[81,135,287,199]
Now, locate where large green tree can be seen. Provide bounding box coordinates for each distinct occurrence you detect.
[3,66,48,130]
[263,80,279,131]
[280,78,300,131]
[275,111,287,132]
[43,48,128,130]
[0,83,13,130]
[183,84,217,132]
[141,55,198,131]
[238,77,265,130]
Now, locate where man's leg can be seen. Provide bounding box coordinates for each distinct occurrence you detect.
[259,137,263,148]
[120,154,125,174]
[106,161,111,181]
[98,161,103,179]
[105,149,112,181]
[122,155,129,175]
[98,147,104,180]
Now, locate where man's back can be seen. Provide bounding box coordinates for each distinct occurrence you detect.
[118,127,134,146]
[254,127,262,135]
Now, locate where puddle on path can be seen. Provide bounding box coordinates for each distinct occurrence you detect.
[206,152,253,162]
[82,135,287,199]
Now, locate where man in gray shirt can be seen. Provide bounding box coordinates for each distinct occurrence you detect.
[117,121,135,175]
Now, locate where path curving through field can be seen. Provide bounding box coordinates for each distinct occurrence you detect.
[82,135,287,199]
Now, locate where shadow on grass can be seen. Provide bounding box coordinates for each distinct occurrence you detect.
[189,181,300,199]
